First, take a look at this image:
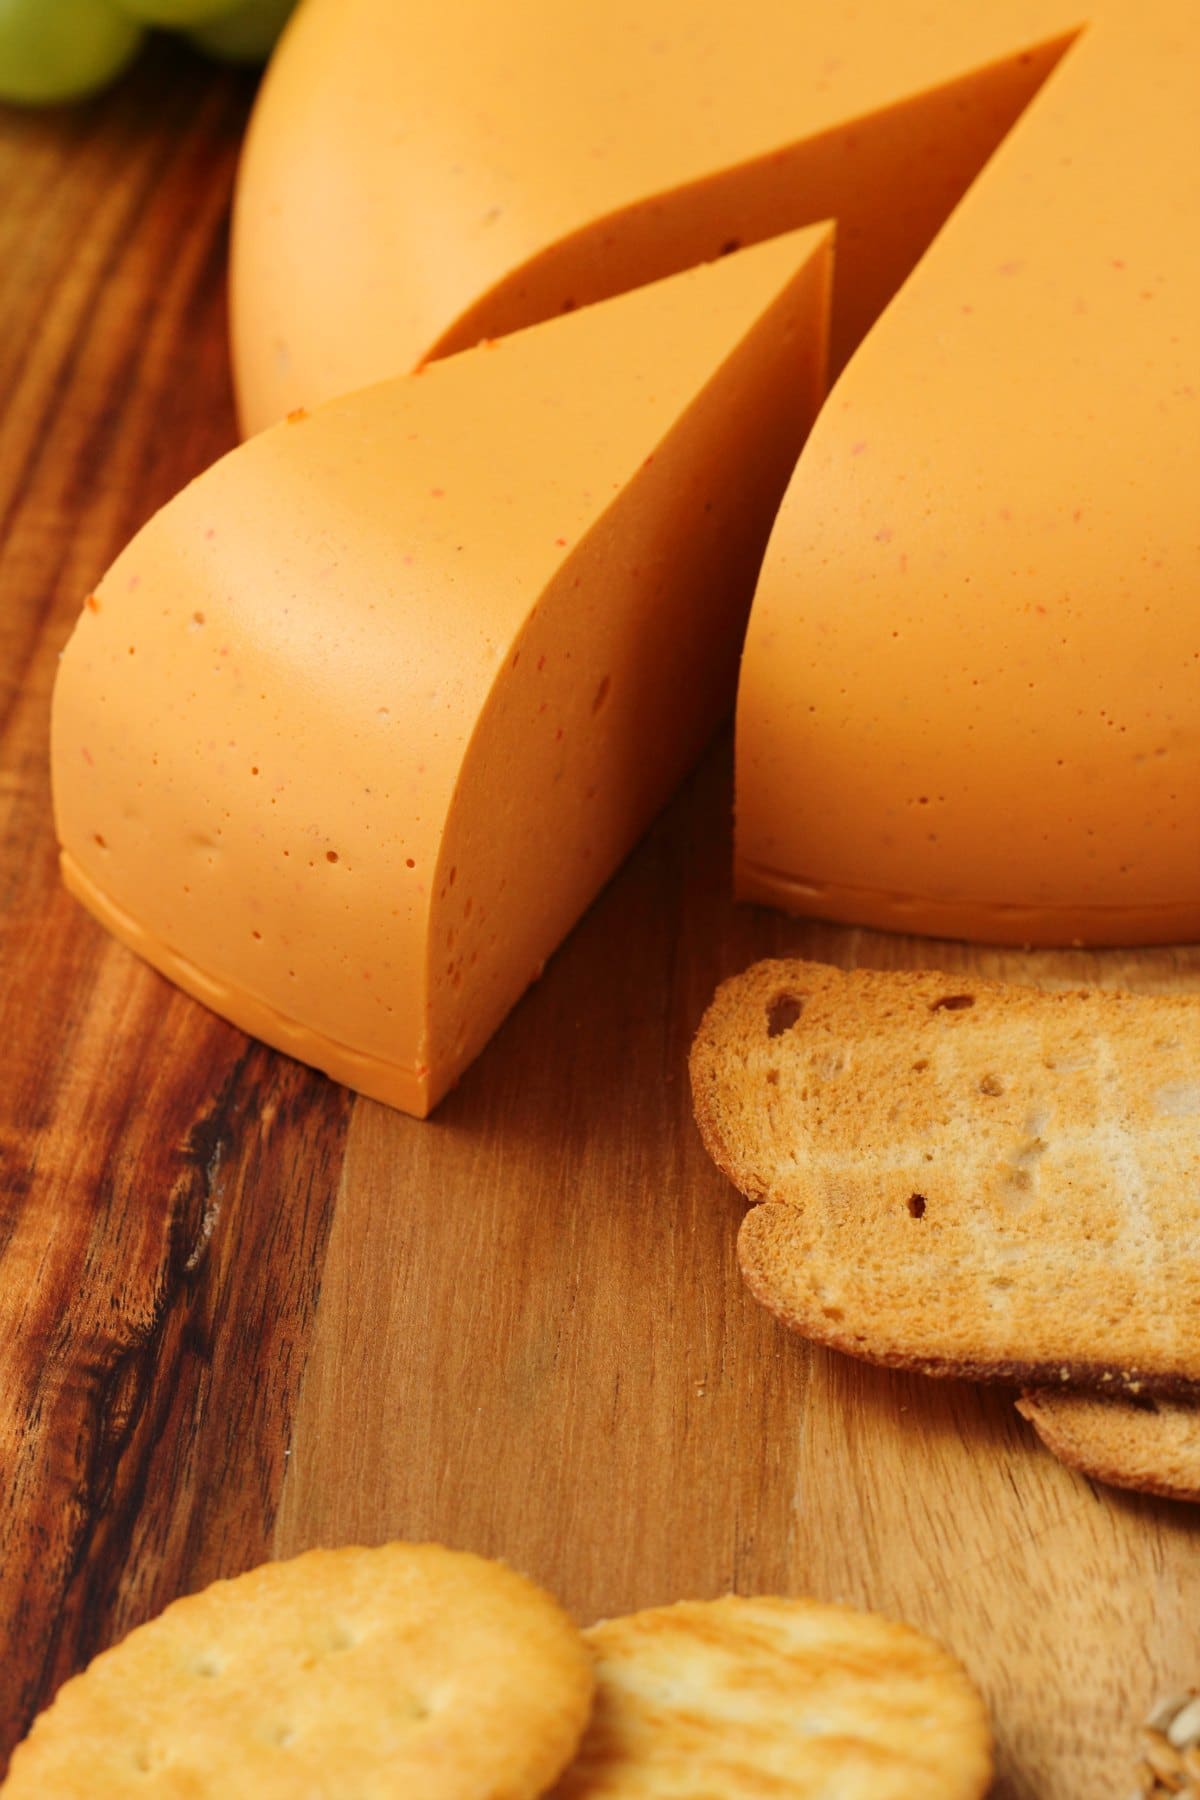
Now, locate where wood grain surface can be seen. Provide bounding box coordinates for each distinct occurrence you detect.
[1,39,1197,1798]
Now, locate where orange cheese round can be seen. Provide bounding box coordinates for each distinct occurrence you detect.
[229,0,1200,948]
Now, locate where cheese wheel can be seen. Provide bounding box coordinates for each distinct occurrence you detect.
[53,232,830,1113]
[229,0,1200,948]
[231,0,1074,430]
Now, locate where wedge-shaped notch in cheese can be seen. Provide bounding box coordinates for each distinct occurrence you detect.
[52,231,831,1115]
[232,0,1075,430]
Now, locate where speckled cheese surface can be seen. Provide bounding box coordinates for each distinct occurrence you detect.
[53,233,829,1113]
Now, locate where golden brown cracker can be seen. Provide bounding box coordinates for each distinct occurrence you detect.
[4,1542,594,1798]
[551,1594,991,1798]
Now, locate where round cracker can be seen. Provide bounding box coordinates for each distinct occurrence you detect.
[5,1542,594,1798]
[549,1595,992,1799]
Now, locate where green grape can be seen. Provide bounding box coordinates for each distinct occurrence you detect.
[186,0,295,62]
[115,0,239,22]
[0,0,144,104]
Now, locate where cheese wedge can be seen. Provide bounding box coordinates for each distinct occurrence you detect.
[230,0,1200,947]
[53,231,830,1114]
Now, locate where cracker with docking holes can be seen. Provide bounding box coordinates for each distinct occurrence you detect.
[2,1542,594,1799]
[690,958,1200,1396]
[548,1594,992,1799]
[1017,1389,1200,1504]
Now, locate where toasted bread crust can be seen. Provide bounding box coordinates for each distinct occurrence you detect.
[691,958,1200,1397]
[1016,1390,1200,1503]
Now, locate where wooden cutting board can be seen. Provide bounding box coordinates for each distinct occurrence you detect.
[1,39,1197,1797]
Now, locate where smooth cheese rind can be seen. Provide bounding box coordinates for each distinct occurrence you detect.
[736,3,1200,944]
[230,0,1077,431]
[53,230,831,1113]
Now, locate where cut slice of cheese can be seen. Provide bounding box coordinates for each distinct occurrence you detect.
[53,230,831,1114]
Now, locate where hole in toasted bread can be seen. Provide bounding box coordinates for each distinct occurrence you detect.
[766,993,806,1037]
[931,993,975,1011]
[979,1073,1004,1096]
[907,1193,927,1218]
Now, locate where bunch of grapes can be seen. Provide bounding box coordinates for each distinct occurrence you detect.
[0,0,296,102]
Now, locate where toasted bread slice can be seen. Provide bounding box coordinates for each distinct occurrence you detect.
[1017,1389,1200,1503]
[690,959,1200,1395]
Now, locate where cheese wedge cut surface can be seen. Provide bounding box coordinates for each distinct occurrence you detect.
[53,231,830,1114]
